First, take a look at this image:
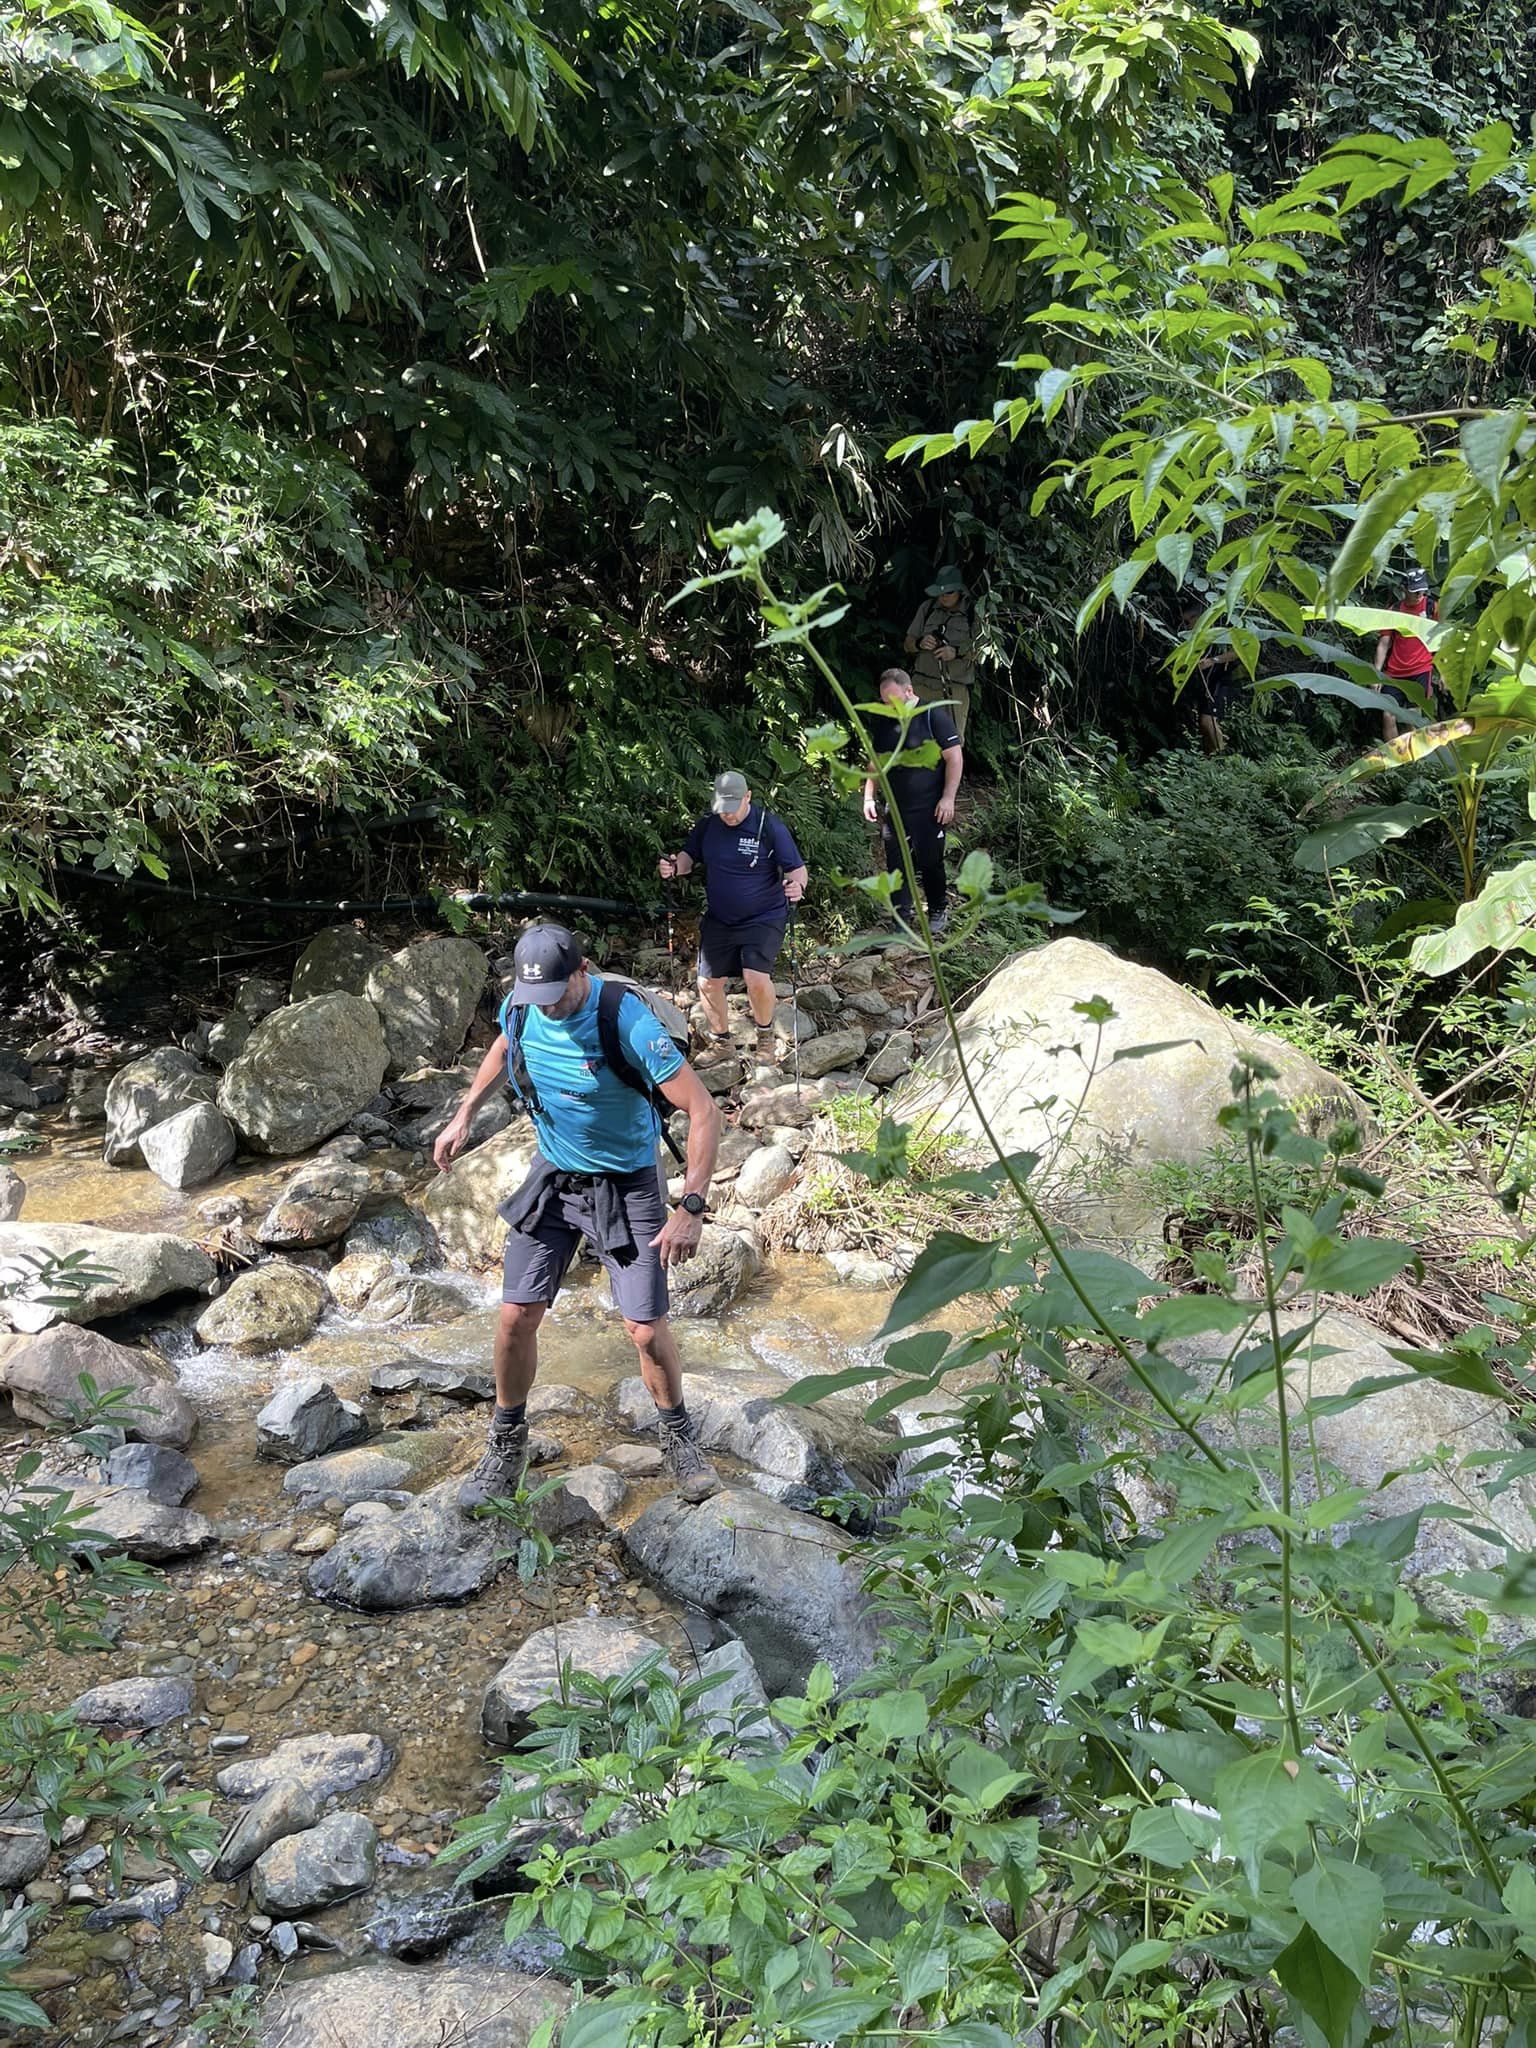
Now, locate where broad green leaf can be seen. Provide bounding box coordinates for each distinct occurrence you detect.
[1105,1937,1176,1991]
[1155,533,1194,586]
[944,1738,1030,1810]
[1303,1236,1418,1294]
[785,1993,888,2040]
[1110,1037,1197,1062]
[1273,1924,1363,2048]
[1259,669,1427,720]
[878,1231,1016,1337]
[1133,1727,1250,1807]
[1410,860,1536,975]
[864,1690,929,1743]
[1292,1856,1385,1985]
[927,2028,1016,2048]
[774,1364,887,1407]
[1325,471,1435,601]
[1461,410,1525,501]
[1127,1803,1197,1868]
[1214,1751,1344,1886]
[1293,803,1439,872]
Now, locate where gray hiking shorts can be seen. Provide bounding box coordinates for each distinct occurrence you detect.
[500,1165,670,1325]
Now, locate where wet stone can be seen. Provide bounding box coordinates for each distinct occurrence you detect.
[69,1676,194,1729]
[215,1731,390,1804]
[251,1810,378,1917]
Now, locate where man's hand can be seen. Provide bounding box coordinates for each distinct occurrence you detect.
[935,794,956,827]
[433,1112,472,1172]
[651,1206,704,1267]
[920,634,938,651]
[783,874,805,904]
[863,791,879,823]
[659,854,678,879]
[935,644,955,663]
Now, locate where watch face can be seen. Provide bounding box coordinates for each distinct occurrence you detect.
[681,1193,705,1216]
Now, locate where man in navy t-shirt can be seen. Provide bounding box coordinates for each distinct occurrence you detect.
[660,771,808,1074]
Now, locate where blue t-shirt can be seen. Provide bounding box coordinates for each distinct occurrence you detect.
[499,976,683,1174]
[682,808,804,928]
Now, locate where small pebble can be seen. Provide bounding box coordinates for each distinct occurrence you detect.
[209,1734,251,1754]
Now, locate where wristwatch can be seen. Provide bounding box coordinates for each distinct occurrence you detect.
[677,1192,707,1217]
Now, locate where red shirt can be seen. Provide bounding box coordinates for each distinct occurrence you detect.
[1384,594,1435,680]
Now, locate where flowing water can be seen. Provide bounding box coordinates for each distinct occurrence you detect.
[6,1116,913,2043]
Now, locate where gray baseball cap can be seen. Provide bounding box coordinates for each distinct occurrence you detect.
[711,770,749,815]
[510,923,583,1007]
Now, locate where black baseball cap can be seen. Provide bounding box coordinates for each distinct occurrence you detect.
[510,923,583,1007]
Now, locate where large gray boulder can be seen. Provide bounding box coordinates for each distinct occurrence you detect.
[215,1732,389,1804]
[623,1488,878,1693]
[69,1675,194,1729]
[218,993,389,1156]
[210,1778,319,1879]
[482,1618,675,1748]
[1127,1309,1536,1640]
[734,1144,798,1208]
[195,1261,328,1352]
[344,1201,440,1270]
[291,925,388,1003]
[103,1441,198,1504]
[306,1481,503,1609]
[531,1462,627,1538]
[0,1224,215,1335]
[0,1809,49,1888]
[250,1810,377,1916]
[898,937,1359,1194]
[139,1102,238,1191]
[255,1160,370,1249]
[37,1478,215,1563]
[616,1366,896,1499]
[797,1027,867,1080]
[259,1959,568,2048]
[103,1048,217,1167]
[256,1378,366,1464]
[365,936,488,1078]
[422,1126,536,1269]
[0,1326,196,1446]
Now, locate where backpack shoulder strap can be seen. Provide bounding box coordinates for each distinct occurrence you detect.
[505,1002,542,1116]
[597,980,685,1164]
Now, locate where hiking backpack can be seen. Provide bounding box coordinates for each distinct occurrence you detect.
[505,977,689,1163]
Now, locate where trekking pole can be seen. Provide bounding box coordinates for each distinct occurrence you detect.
[661,860,678,996]
[786,898,803,1104]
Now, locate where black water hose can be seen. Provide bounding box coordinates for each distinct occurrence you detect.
[55,865,652,921]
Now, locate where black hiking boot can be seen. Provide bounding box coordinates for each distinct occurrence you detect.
[458,1416,529,1510]
[658,1414,721,1504]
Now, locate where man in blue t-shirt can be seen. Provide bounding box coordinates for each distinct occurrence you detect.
[659,770,808,1074]
[434,923,722,1507]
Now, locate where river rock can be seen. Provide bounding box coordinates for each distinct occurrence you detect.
[772,1001,818,1045]
[103,1441,198,1505]
[738,1075,849,1130]
[599,1442,664,1477]
[195,1261,328,1352]
[306,1479,504,1609]
[251,1810,378,1917]
[368,1363,494,1401]
[1129,1308,1536,1637]
[343,1202,440,1270]
[234,976,286,1021]
[365,937,488,1078]
[403,1090,511,1154]
[207,1015,253,1068]
[667,1225,759,1318]
[0,1167,21,1221]
[219,993,389,1156]
[330,1251,395,1313]
[482,1618,676,1747]
[0,1809,48,1888]
[259,1957,568,2048]
[696,1638,777,1749]
[798,983,841,1017]
[898,937,1360,1198]
[532,1463,627,1538]
[69,1676,194,1729]
[0,1326,196,1445]
[211,1780,320,1879]
[865,1029,915,1087]
[38,1479,215,1563]
[623,1488,877,1693]
[216,1732,390,1804]
[366,1888,483,1960]
[282,1430,456,1505]
[256,1161,371,1250]
[356,1273,469,1325]
[256,1379,366,1464]
[617,1366,896,1498]
[734,1144,797,1208]
[423,1126,537,1269]
[85,1876,183,1928]
[139,1102,238,1190]
[291,926,388,1002]
[796,1027,866,1079]
[0,1223,215,1334]
[103,1049,218,1167]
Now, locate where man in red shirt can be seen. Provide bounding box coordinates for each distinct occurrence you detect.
[1374,567,1436,743]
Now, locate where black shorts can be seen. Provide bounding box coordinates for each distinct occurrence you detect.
[501,1166,669,1324]
[698,914,786,980]
[1381,672,1435,712]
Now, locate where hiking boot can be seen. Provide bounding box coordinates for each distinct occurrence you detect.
[458,1416,529,1510]
[753,1024,777,1074]
[658,1414,721,1504]
[928,908,950,936]
[694,1030,736,1068]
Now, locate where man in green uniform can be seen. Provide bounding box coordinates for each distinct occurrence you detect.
[904,567,974,740]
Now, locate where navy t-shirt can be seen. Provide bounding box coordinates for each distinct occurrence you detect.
[867,703,960,813]
[682,808,803,928]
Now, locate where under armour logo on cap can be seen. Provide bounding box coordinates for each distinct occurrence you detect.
[511,923,582,1007]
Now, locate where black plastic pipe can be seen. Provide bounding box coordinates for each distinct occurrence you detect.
[54,865,653,920]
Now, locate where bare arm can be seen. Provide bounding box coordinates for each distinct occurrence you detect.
[935,744,963,826]
[863,775,879,822]
[649,1063,721,1267]
[1374,633,1391,673]
[433,1035,509,1170]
